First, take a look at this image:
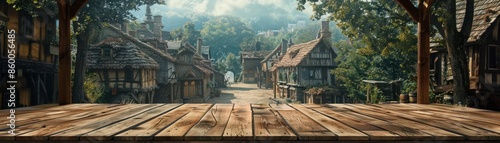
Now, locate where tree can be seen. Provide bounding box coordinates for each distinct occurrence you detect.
[432,0,474,105]
[200,16,255,60]
[225,53,241,77]
[297,0,474,105]
[70,0,165,103]
[171,22,201,45]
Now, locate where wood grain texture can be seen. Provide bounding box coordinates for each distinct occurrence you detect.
[222,103,253,140]
[155,104,213,140]
[346,104,464,140]
[289,104,368,140]
[305,104,400,140]
[80,104,181,141]
[0,103,499,141]
[114,104,203,140]
[16,104,148,140]
[274,104,336,141]
[358,104,500,140]
[184,104,234,140]
[252,104,296,141]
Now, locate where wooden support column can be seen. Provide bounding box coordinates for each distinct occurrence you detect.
[57,0,89,105]
[395,0,434,104]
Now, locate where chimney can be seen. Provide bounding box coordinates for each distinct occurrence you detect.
[140,23,147,30]
[197,38,203,56]
[281,39,288,54]
[255,41,261,51]
[287,38,293,48]
[320,21,331,39]
[153,15,163,40]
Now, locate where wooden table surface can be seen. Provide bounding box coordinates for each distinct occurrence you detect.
[1,103,500,142]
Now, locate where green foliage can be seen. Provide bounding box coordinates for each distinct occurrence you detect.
[297,0,418,102]
[200,16,255,60]
[84,72,104,103]
[403,80,417,93]
[171,22,201,45]
[224,53,241,75]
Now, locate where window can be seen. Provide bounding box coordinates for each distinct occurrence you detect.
[103,49,111,57]
[488,45,500,70]
[19,13,34,42]
[308,69,322,79]
[125,67,133,82]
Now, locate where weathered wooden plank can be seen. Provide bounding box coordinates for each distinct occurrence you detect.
[274,104,336,140]
[222,103,253,140]
[270,103,295,110]
[412,104,500,125]
[184,104,234,140]
[328,104,433,140]
[347,104,500,140]
[155,104,213,140]
[49,104,162,140]
[345,104,464,140]
[114,104,203,140]
[303,104,400,140]
[289,104,368,140]
[15,104,148,140]
[80,104,180,141]
[0,104,119,140]
[252,104,296,141]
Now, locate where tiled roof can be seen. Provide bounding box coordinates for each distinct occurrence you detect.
[274,38,323,67]
[107,25,177,62]
[87,38,159,70]
[457,0,500,42]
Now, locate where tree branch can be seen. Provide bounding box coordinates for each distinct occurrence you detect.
[69,0,89,18]
[459,0,474,39]
[430,14,445,38]
[394,0,419,22]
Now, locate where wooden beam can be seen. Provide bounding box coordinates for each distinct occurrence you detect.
[395,0,419,22]
[416,0,431,104]
[69,0,89,19]
[58,0,72,105]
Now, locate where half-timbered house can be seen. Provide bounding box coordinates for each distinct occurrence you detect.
[271,21,338,104]
[430,0,500,110]
[0,2,58,108]
[87,38,159,103]
[98,25,178,103]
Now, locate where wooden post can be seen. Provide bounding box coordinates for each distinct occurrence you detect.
[58,1,71,105]
[417,0,431,104]
[395,0,433,104]
[57,0,89,105]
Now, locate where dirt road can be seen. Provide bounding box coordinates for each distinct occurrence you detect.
[208,83,275,104]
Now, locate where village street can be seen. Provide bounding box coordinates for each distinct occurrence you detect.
[208,83,276,104]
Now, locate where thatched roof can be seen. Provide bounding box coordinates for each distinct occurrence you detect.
[107,25,177,62]
[457,0,500,42]
[87,38,159,70]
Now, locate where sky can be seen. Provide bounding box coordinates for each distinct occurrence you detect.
[131,0,316,30]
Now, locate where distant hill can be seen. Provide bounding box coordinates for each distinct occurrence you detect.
[129,0,315,31]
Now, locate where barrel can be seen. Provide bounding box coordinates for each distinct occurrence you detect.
[409,92,417,103]
[399,94,409,103]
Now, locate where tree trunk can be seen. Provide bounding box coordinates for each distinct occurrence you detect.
[441,0,471,105]
[72,21,94,103]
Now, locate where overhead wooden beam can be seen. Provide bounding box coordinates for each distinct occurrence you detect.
[395,0,419,22]
[69,0,89,18]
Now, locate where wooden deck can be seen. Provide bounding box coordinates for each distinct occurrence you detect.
[1,103,500,142]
